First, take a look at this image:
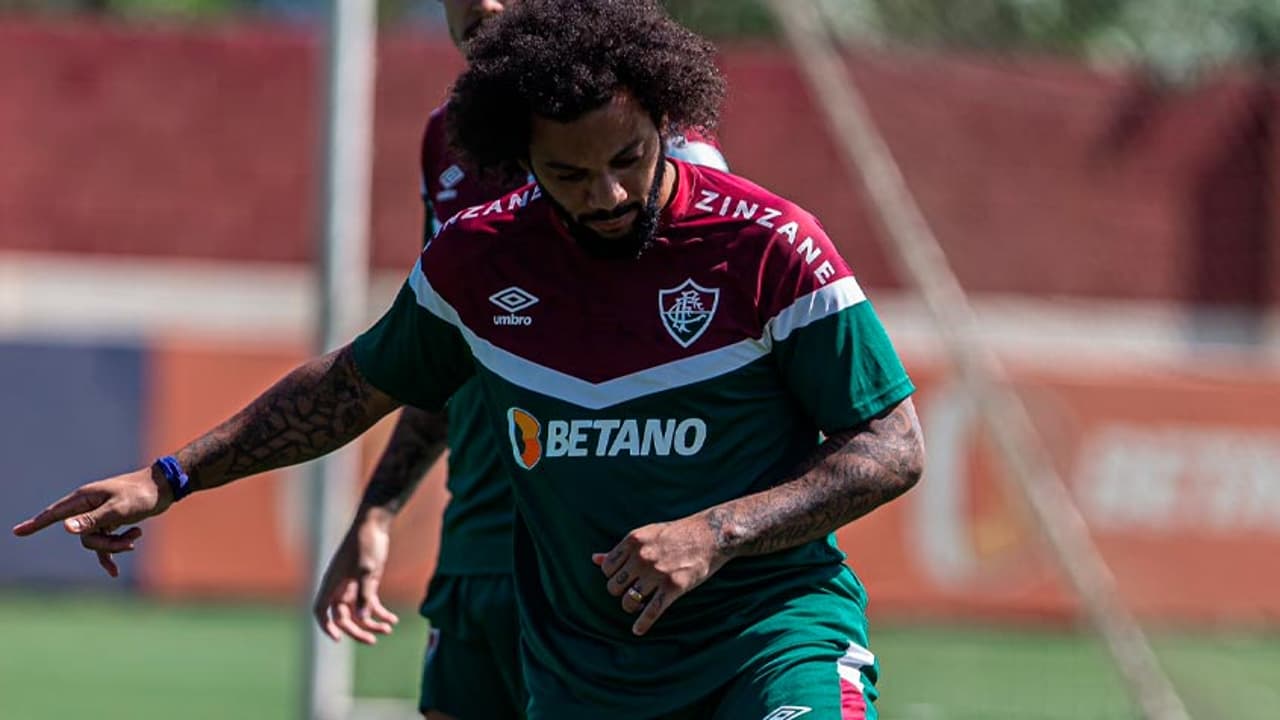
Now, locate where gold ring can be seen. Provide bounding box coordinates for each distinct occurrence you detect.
[626,587,645,603]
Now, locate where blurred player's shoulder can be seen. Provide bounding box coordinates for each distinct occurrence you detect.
[420,101,514,220]
[667,126,728,171]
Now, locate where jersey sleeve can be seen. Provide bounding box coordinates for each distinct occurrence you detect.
[759,209,913,432]
[353,259,474,412]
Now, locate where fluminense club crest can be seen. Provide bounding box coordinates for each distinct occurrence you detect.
[658,278,719,348]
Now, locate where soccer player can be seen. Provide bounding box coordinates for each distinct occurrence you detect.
[12,1,923,717]
[310,1,729,718]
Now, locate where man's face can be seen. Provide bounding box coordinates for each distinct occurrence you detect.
[527,92,672,259]
[440,0,511,50]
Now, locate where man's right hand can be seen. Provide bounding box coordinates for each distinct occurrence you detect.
[11,466,173,578]
[313,506,401,644]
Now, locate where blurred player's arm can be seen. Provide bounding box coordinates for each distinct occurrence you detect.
[359,406,449,514]
[312,405,448,645]
[313,173,453,644]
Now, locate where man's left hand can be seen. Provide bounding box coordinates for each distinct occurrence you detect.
[592,515,730,636]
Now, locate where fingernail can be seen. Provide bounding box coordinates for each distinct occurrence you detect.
[68,519,82,532]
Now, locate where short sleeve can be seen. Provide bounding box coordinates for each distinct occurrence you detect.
[353,262,475,411]
[760,208,913,432]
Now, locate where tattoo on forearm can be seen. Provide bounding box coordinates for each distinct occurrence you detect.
[359,406,449,514]
[175,345,399,492]
[705,399,925,558]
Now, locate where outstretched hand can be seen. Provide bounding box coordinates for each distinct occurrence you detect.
[11,467,173,577]
[312,507,401,644]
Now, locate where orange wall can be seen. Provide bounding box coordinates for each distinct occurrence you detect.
[137,341,1280,623]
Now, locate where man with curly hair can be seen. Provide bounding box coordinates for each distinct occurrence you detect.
[13,1,922,718]
[310,2,727,719]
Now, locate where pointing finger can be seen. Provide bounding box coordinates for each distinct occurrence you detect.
[12,490,100,537]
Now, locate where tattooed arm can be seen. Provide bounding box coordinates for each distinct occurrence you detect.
[595,398,923,635]
[356,406,449,514]
[703,397,924,558]
[11,344,403,575]
[173,344,402,492]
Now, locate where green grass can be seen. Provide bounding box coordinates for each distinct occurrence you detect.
[0,592,1276,719]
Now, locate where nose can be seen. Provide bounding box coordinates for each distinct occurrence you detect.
[478,0,505,16]
[587,172,628,214]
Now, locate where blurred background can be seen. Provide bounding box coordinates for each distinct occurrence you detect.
[1,1,1279,719]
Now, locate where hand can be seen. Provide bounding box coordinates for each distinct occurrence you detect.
[11,466,173,578]
[592,515,730,636]
[313,506,401,644]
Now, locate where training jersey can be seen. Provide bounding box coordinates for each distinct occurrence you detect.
[416,103,729,578]
[357,159,911,713]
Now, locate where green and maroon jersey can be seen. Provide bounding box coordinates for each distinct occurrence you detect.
[417,104,730,578]
[356,159,912,713]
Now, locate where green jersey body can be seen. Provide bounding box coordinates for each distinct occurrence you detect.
[355,161,913,716]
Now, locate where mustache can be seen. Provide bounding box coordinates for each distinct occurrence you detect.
[579,203,642,224]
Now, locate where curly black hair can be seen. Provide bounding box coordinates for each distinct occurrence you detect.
[446,0,726,183]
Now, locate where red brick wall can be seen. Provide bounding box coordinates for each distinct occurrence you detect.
[2,19,1277,305]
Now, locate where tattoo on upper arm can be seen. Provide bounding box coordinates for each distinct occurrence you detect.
[177,345,400,492]
[706,399,924,558]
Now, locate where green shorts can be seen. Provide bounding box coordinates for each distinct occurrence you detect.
[692,639,880,720]
[419,573,525,719]
[523,575,879,720]
[526,639,878,720]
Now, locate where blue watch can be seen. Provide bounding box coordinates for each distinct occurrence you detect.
[153,455,193,502]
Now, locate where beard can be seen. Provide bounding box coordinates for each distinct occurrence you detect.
[538,142,667,261]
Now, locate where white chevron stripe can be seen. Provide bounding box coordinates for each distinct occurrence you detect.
[768,276,865,343]
[408,263,866,409]
[836,641,876,691]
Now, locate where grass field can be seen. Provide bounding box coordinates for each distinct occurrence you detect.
[0,592,1276,719]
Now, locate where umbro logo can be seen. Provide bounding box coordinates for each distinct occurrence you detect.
[761,707,812,720]
[436,164,465,202]
[490,286,538,326]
